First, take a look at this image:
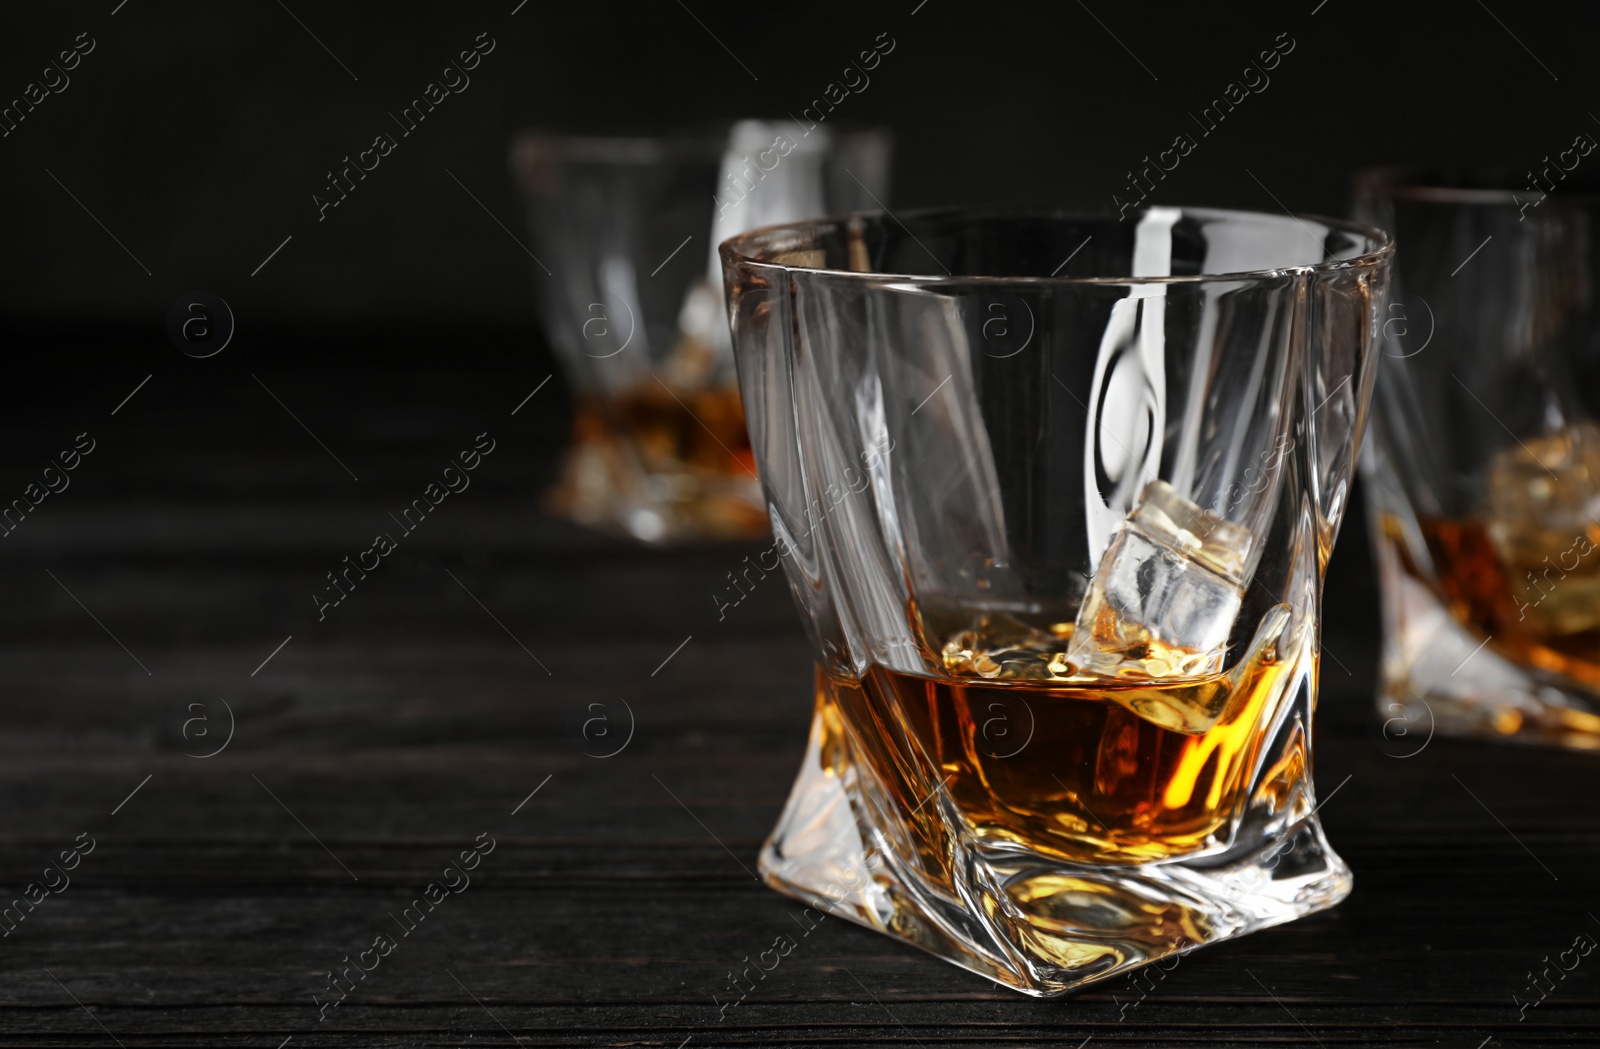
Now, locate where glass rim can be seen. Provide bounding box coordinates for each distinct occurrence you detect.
[510,129,726,165]
[1356,164,1600,205]
[509,122,890,166]
[718,204,1394,286]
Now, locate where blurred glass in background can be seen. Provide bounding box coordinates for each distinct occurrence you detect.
[1357,156,1600,749]
[509,121,892,544]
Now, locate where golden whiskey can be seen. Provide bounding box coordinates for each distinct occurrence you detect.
[1418,514,1600,686]
[545,380,767,541]
[816,613,1302,869]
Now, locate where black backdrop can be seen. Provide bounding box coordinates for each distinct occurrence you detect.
[1,0,1593,331]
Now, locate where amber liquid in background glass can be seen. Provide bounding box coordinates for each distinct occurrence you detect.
[1417,515,1600,686]
[570,384,754,475]
[545,380,767,539]
[1408,422,1600,688]
[819,619,1302,868]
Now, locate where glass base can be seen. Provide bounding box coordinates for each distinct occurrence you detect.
[759,688,1351,997]
[1374,528,1600,750]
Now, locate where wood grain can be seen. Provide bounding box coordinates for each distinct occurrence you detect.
[1,345,1597,1046]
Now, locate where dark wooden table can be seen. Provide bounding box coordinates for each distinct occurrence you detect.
[3,333,1598,1047]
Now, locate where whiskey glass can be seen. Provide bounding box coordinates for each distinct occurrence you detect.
[509,122,891,544]
[1357,165,1600,748]
[721,205,1393,994]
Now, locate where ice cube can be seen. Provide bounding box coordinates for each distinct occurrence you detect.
[1485,421,1600,635]
[1103,602,1292,735]
[1067,480,1253,681]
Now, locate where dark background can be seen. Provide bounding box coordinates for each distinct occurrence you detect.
[0,0,1593,329]
[3,2,1600,1046]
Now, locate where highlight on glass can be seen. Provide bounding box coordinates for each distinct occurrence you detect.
[1357,162,1600,750]
[721,205,1393,994]
[509,121,891,544]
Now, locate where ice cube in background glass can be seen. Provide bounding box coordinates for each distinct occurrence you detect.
[1067,479,1254,681]
[1486,420,1600,636]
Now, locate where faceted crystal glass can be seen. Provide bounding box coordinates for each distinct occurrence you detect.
[721,206,1392,995]
[1356,165,1600,748]
[509,123,890,544]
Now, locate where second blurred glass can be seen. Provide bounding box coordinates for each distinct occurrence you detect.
[1357,161,1600,748]
[510,122,891,544]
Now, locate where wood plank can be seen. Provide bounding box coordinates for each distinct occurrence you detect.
[3,339,1599,1045]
